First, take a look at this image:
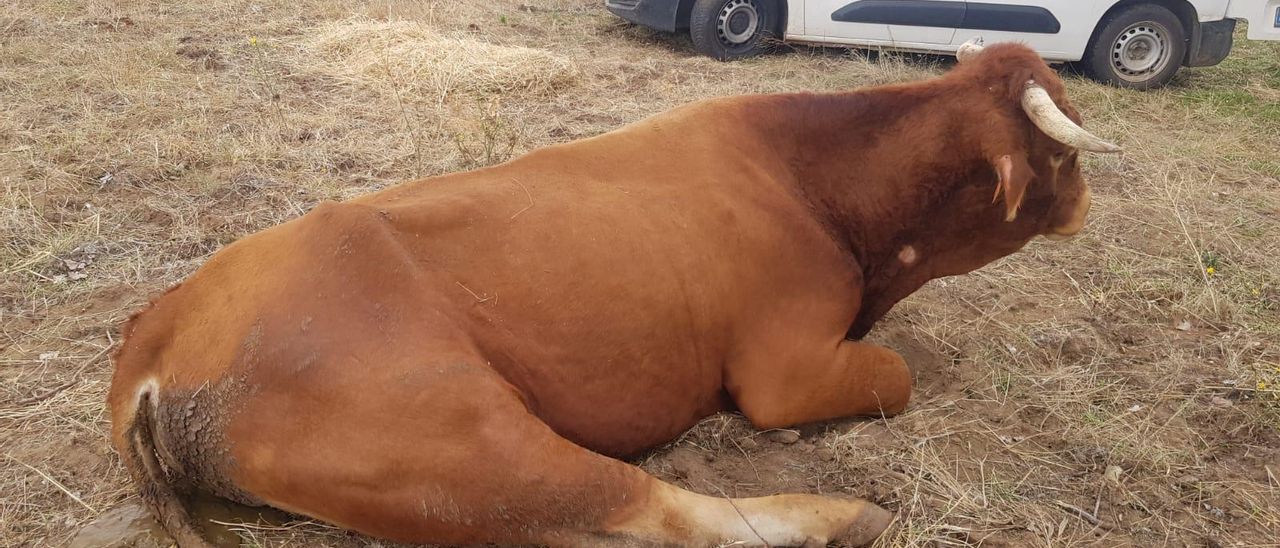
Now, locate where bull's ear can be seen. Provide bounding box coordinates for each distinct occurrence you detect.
[991,153,1034,221]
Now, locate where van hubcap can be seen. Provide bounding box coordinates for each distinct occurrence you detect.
[717,0,760,45]
[1112,23,1170,81]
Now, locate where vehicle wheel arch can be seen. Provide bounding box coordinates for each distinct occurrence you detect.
[773,0,788,35]
[677,0,696,29]
[678,0,787,34]
[1092,0,1198,65]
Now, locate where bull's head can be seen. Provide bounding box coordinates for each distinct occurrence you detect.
[956,38,1119,241]
[849,39,1121,338]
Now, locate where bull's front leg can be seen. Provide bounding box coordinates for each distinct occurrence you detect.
[725,339,913,430]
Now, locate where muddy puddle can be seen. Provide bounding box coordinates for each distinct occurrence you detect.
[69,493,292,548]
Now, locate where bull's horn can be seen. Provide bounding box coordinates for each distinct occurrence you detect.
[1021,82,1122,153]
[956,37,984,63]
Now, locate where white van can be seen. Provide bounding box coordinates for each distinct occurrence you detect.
[605,0,1280,88]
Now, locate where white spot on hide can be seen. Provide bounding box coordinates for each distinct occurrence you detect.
[898,246,918,266]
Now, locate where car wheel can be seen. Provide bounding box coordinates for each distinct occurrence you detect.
[689,0,778,61]
[1081,4,1187,89]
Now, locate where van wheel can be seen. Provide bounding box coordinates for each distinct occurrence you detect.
[689,0,778,61]
[1080,4,1186,89]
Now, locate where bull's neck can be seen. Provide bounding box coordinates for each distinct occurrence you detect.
[763,89,976,272]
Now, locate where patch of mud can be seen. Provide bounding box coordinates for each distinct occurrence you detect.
[155,377,260,506]
[68,503,171,548]
[69,494,293,548]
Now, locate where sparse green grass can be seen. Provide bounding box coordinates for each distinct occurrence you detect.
[1177,26,1280,128]
[1180,87,1280,125]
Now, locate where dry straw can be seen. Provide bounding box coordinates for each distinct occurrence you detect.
[303,20,579,100]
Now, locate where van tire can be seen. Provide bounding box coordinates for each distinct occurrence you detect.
[689,0,779,60]
[1080,4,1187,89]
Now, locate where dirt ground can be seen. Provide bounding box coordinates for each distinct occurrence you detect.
[3,1,1279,547]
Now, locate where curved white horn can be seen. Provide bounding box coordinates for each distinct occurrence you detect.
[1021,82,1122,153]
[956,37,984,63]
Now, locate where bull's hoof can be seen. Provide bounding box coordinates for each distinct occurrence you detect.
[842,502,893,546]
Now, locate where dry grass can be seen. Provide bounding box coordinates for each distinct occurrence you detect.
[2,0,1278,547]
[304,20,579,99]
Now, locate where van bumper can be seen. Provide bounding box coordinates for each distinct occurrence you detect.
[1226,0,1280,41]
[605,0,684,33]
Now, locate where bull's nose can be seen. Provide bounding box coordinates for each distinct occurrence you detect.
[1046,186,1091,241]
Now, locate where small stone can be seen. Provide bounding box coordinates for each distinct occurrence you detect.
[1209,396,1233,408]
[1104,465,1123,483]
[764,429,801,444]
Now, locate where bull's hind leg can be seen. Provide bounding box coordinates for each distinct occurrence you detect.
[594,481,892,548]
[224,355,890,547]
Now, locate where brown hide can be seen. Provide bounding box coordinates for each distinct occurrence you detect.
[109,44,1101,547]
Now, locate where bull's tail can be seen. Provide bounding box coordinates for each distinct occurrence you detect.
[119,389,215,548]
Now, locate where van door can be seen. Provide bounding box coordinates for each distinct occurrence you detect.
[820,0,962,46]
[949,1,1093,61]
[809,0,892,44]
[883,0,967,46]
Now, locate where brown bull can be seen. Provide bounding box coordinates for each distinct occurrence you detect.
[109,43,1118,547]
